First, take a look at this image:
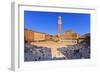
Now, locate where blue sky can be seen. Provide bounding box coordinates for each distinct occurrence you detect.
[24,11,90,35]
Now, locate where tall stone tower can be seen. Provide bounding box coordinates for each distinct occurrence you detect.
[58,16,62,41]
[58,16,62,34]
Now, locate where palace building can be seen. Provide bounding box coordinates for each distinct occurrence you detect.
[60,30,80,45]
[24,29,53,43]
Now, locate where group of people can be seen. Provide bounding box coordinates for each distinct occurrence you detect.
[58,42,90,59]
[24,44,52,61]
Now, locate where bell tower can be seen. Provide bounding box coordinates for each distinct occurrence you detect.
[58,16,62,41]
[58,16,62,34]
